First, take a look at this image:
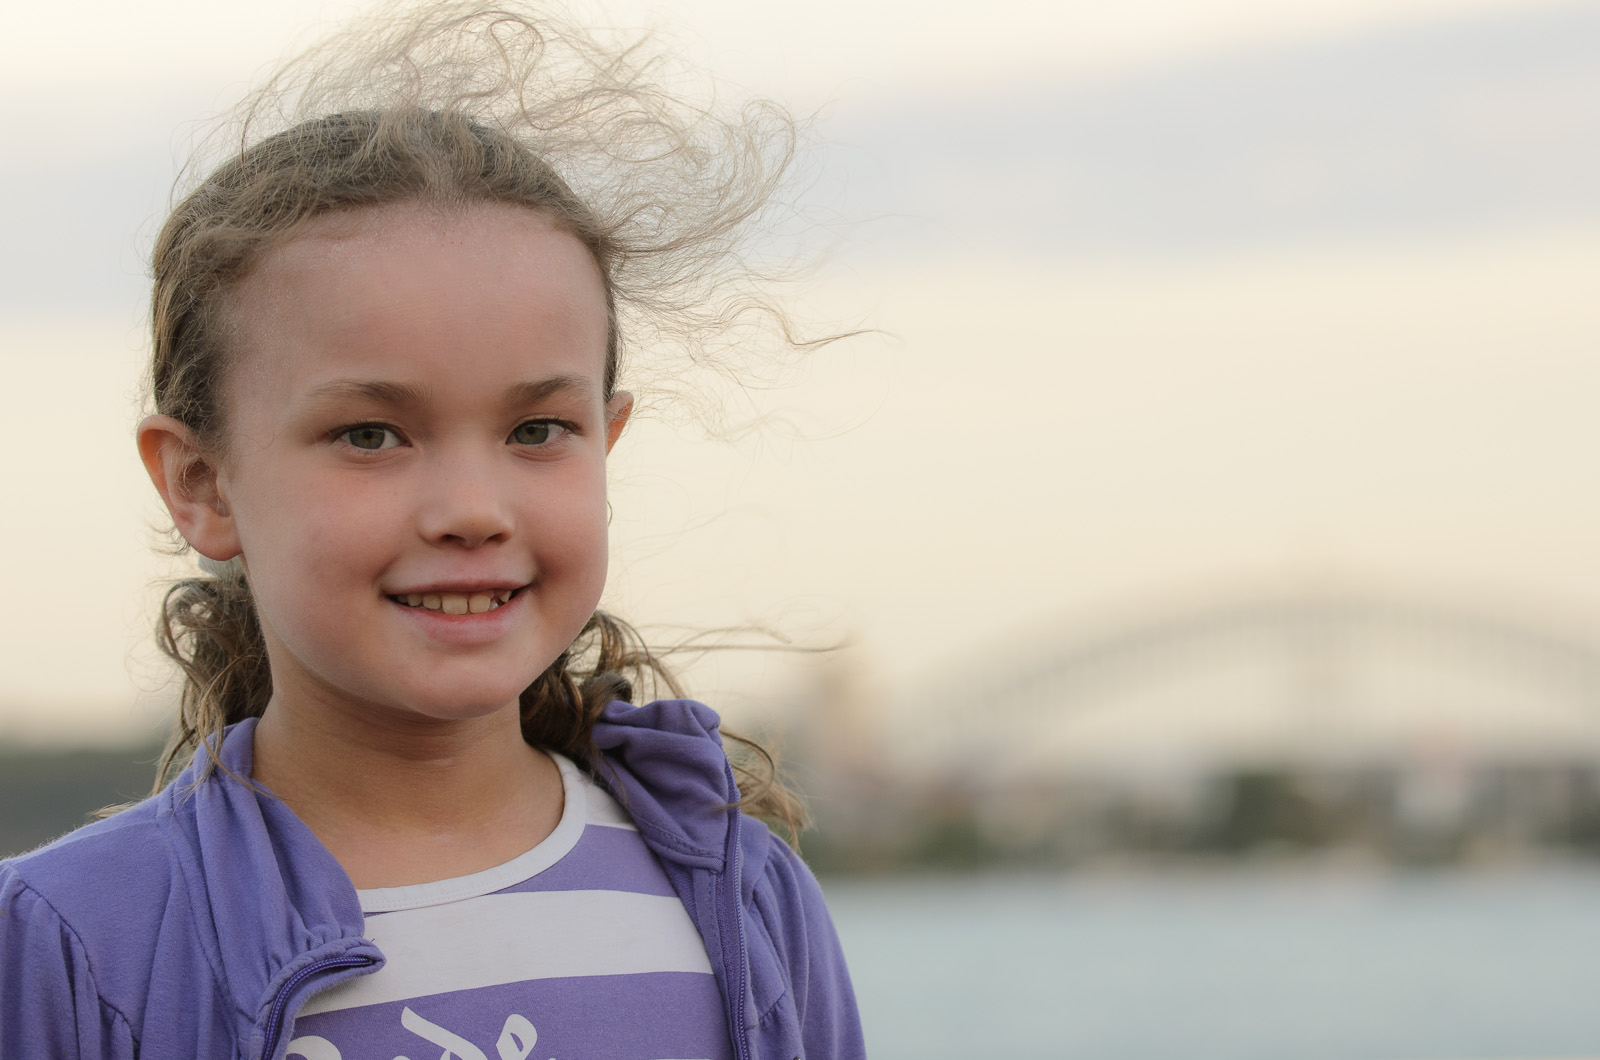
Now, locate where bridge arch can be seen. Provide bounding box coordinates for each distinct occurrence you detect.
[889,590,1600,775]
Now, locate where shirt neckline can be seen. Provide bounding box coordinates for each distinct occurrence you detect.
[355,751,587,914]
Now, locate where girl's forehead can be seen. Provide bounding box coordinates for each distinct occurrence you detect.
[226,202,611,402]
[256,201,591,282]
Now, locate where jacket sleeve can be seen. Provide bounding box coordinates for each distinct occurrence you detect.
[0,867,137,1060]
[749,832,867,1060]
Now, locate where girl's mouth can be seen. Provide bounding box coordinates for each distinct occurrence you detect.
[387,588,521,615]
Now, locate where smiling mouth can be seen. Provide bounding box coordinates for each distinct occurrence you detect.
[389,588,521,615]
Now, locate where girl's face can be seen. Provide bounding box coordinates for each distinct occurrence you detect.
[206,201,629,729]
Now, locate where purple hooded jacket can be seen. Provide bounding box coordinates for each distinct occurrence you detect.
[0,700,865,1059]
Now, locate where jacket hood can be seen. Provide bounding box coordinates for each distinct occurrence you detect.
[590,699,737,871]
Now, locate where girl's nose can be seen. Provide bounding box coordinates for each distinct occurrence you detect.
[418,454,516,548]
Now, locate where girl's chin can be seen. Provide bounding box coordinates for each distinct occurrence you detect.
[381,655,557,715]
[376,687,532,727]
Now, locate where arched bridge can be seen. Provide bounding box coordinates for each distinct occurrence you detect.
[888,589,1600,774]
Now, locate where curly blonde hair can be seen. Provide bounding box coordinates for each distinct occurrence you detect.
[146,2,814,836]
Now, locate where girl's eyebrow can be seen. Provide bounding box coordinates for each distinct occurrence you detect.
[503,375,597,406]
[305,379,430,408]
[303,375,596,409]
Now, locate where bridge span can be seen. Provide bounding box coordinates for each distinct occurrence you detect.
[883,589,1600,776]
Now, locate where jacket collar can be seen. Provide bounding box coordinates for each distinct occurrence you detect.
[158,701,736,1038]
[590,699,737,871]
[160,718,371,1030]
[163,702,736,960]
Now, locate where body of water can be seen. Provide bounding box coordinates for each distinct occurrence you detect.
[823,865,1600,1060]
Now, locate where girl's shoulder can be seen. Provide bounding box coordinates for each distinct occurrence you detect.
[0,795,185,1053]
[732,796,868,1058]
[736,809,836,956]
[1,792,175,914]
[1,792,185,982]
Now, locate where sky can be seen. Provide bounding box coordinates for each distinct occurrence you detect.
[1,0,1597,747]
[0,0,1545,105]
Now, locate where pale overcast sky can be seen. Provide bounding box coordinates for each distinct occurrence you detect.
[0,0,1546,102]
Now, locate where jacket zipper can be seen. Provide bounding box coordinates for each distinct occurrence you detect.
[718,769,753,1060]
[259,954,377,1060]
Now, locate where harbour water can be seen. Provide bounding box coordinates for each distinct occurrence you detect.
[823,865,1600,1060]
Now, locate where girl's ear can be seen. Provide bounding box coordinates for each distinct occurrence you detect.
[604,390,634,453]
[137,414,242,563]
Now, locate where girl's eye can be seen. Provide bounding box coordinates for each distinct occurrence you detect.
[510,420,567,446]
[341,425,401,450]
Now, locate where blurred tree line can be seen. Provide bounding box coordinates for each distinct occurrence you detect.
[0,744,162,857]
[14,743,1600,872]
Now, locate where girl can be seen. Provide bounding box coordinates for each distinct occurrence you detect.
[0,5,864,1059]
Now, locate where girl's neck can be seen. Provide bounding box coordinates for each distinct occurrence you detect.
[250,693,564,890]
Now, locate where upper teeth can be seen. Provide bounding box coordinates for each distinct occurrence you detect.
[399,590,514,614]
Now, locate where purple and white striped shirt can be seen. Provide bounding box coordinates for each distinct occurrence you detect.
[286,753,732,1060]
